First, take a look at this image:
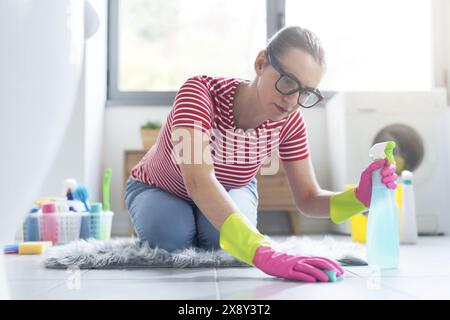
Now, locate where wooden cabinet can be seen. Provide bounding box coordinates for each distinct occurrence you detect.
[255,158,300,234]
[123,150,148,193]
[124,150,300,235]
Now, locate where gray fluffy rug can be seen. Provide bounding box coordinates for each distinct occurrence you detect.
[44,236,367,269]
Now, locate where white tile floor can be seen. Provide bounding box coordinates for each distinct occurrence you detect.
[4,235,450,300]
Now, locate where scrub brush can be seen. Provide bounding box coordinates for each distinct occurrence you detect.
[103,168,112,211]
[73,185,90,212]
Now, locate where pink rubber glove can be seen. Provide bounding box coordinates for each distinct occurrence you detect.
[355,159,398,208]
[252,246,345,282]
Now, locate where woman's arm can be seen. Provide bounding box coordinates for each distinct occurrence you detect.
[282,155,398,222]
[282,157,336,219]
[172,126,344,281]
[173,126,240,230]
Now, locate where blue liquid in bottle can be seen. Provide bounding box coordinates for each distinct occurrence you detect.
[366,168,400,270]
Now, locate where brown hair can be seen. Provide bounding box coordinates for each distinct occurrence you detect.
[266,26,326,67]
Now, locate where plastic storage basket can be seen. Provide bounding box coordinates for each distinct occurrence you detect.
[23,211,114,244]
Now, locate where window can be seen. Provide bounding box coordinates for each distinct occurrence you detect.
[109,0,267,105]
[285,0,432,90]
[108,0,435,105]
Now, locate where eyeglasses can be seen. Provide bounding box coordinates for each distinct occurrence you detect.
[266,48,324,108]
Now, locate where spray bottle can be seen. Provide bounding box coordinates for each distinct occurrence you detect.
[366,141,400,270]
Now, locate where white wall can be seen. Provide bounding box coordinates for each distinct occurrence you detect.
[85,0,108,203]
[103,106,170,236]
[40,82,85,198]
[40,0,107,206]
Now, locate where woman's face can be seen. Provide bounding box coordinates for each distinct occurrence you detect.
[255,47,324,121]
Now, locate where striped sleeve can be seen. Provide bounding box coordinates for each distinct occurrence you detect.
[278,111,310,161]
[171,77,214,136]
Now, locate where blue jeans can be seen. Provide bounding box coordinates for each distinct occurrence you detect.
[124,176,259,252]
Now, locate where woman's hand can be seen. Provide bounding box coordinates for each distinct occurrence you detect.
[330,158,398,224]
[252,246,344,282]
[220,212,344,282]
[355,159,398,208]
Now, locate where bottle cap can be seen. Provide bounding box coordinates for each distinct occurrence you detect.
[90,202,102,213]
[42,203,56,214]
[29,205,40,214]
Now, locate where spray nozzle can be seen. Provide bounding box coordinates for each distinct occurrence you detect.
[369,141,396,165]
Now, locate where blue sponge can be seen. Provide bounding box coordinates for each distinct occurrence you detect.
[323,269,343,282]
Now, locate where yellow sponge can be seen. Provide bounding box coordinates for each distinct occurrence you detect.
[18,241,53,255]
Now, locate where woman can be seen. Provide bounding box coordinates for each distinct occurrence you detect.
[125,26,397,282]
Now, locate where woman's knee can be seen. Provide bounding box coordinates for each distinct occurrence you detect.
[127,186,196,252]
[139,217,195,252]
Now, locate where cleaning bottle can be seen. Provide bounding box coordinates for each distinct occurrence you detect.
[400,170,418,244]
[62,178,77,212]
[90,202,103,240]
[366,141,400,270]
[80,211,91,240]
[23,205,40,241]
[62,178,77,199]
[395,181,403,240]
[41,202,59,245]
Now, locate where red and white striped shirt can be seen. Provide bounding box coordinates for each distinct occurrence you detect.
[130,75,310,201]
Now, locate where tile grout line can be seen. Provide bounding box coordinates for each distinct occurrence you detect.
[379,283,418,299]
[27,279,71,299]
[28,269,91,299]
[344,268,364,278]
[343,268,419,299]
[213,268,221,300]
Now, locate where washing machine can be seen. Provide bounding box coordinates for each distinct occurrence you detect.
[326,89,450,236]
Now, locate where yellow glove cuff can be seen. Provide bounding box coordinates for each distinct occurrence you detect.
[219,212,271,266]
[330,188,368,224]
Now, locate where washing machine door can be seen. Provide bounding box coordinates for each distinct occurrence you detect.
[372,123,425,174]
